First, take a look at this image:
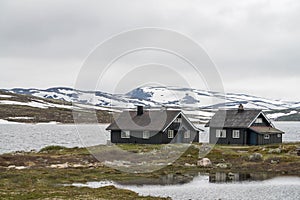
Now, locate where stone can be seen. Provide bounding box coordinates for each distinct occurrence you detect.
[228,172,235,177]
[249,153,263,161]
[50,163,69,169]
[184,163,195,167]
[271,160,279,164]
[15,166,27,170]
[72,164,85,168]
[216,163,231,169]
[197,158,212,167]
[268,148,281,154]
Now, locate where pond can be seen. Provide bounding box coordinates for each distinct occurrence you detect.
[65,173,300,200]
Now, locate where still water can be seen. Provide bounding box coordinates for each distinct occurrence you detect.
[124,176,300,200]
[0,123,110,154]
[67,174,300,200]
[0,121,299,154]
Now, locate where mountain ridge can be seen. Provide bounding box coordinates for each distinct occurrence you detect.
[2,86,300,122]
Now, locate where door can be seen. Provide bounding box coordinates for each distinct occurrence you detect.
[249,132,257,145]
[176,131,183,143]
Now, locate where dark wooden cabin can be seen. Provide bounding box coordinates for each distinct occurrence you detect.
[206,104,284,145]
[106,106,202,144]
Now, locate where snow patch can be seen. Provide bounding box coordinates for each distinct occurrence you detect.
[0,95,12,98]
[267,111,298,119]
[0,119,23,124]
[0,100,49,108]
[8,117,34,120]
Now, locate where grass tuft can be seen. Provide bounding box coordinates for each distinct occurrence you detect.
[39,145,67,152]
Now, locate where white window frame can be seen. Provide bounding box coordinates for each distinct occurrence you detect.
[175,118,182,123]
[143,131,150,139]
[168,130,174,138]
[232,130,240,139]
[184,130,191,138]
[264,134,270,139]
[277,134,281,138]
[216,129,226,138]
[121,130,130,138]
[255,118,263,123]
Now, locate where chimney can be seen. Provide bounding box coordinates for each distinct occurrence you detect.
[238,104,244,112]
[137,105,144,116]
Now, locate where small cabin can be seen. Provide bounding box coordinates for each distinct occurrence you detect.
[206,104,284,145]
[106,106,202,144]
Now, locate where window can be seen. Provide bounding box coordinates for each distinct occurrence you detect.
[184,130,191,138]
[121,131,130,138]
[175,118,182,123]
[168,130,174,138]
[143,131,150,139]
[232,130,240,139]
[255,118,263,123]
[216,129,226,138]
[264,134,270,139]
[277,134,281,138]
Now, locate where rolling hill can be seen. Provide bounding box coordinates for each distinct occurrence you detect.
[2,86,299,123]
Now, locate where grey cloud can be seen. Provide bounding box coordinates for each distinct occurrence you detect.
[0,0,299,100]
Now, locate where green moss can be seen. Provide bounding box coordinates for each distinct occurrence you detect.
[39,145,67,152]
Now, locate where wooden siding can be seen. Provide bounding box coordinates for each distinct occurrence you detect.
[209,127,283,145]
[209,128,248,145]
[111,130,163,144]
[257,133,282,145]
[110,115,199,144]
[251,113,270,127]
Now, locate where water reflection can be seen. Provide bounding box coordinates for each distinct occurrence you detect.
[115,172,278,186]
[209,172,273,183]
[65,174,300,200]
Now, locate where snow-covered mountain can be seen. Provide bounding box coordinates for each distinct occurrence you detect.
[4,86,300,122]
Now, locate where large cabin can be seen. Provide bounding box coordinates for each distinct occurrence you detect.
[206,104,284,145]
[106,106,202,144]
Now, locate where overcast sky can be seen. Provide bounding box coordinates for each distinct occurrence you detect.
[1,0,300,101]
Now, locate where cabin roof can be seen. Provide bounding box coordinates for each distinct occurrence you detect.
[249,126,284,135]
[106,110,200,131]
[205,109,263,128]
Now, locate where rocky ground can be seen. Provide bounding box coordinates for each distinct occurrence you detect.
[0,143,299,199]
[0,90,112,123]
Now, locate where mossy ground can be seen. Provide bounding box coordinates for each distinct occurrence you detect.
[0,143,299,199]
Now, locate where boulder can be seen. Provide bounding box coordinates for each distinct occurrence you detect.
[249,153,263,161]
[270,159,279,164]
[216,163,232,169]
[50,163,69,169]
[197,158,212,167]
[72,164,85,168]
[268,148,281,154]
[184,163,195,167]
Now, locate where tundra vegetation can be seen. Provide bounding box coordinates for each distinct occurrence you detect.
[0,143,299,199]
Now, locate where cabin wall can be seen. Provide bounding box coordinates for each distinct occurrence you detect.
[257,133,283,145]
[162,129,177,144]
[209,128,247,145]
[163,129,198,144]
[111,130,163,144]
[181,116,199,143]
[251,114,270,127]
[110,114,199,144]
